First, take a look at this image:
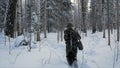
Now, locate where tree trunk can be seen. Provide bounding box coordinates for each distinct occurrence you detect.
[36,0,41,41]
[27,0,32,52]
[3,0,9,33]
[17,0,22,36]
[81,0,87,33]
[91,0,97,33]
[5,0,18,38]
[44,0,47,38]
[107,0,110,45]
[57,18,60,43]
[0,3,1,29]
[117,0,119,41]
[102,0,106,38]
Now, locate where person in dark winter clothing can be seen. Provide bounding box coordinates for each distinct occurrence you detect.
[64,23,82,66]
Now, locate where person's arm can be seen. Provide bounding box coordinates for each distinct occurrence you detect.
[76,31,81,40]
[64,30,68,41]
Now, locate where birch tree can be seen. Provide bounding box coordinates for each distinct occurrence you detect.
[102,0,106,38]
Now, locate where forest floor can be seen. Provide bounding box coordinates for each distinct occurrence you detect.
[0,31,120,68]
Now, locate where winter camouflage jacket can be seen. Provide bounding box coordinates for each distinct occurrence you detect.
[64,28,81,56]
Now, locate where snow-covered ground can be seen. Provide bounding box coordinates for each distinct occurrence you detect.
[0,31,120,68]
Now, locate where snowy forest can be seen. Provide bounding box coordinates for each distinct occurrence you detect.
[0,0,120,68]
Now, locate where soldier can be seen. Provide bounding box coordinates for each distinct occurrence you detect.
[64,23,83,67]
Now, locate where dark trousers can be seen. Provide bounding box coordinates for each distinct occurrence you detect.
[66,51,77,66]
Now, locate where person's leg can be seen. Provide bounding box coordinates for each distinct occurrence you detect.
[66,56,72,66]
[72,60,78,68]
[66,52,73,66]
[72,53,78,68]
[72,54,78,68]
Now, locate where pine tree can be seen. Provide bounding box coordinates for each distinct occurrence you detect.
[5,0,17,38]
[0,0,7,32]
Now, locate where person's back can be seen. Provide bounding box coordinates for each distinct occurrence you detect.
[64,23,81,66]
[64,28,81,54]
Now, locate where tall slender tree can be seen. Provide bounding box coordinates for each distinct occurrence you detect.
[107,0,110,45]
[102,0,106,38]
[44,0,47,38]
[36,0,41,41]
[90,0,97,33]
[116,0,119,41]
[81,0,88,33]
[5,0,18,38]
[16,0,22,36]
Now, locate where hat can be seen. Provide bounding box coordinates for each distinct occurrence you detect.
[67,23,73,28]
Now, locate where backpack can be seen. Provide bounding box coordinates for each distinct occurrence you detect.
[77,40,83,50]
[70,30,83,51]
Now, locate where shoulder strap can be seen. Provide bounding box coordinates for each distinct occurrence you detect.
[70,30,72,46]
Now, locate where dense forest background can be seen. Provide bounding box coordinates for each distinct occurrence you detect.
[0,0,119,49]
[0,0,120,68]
